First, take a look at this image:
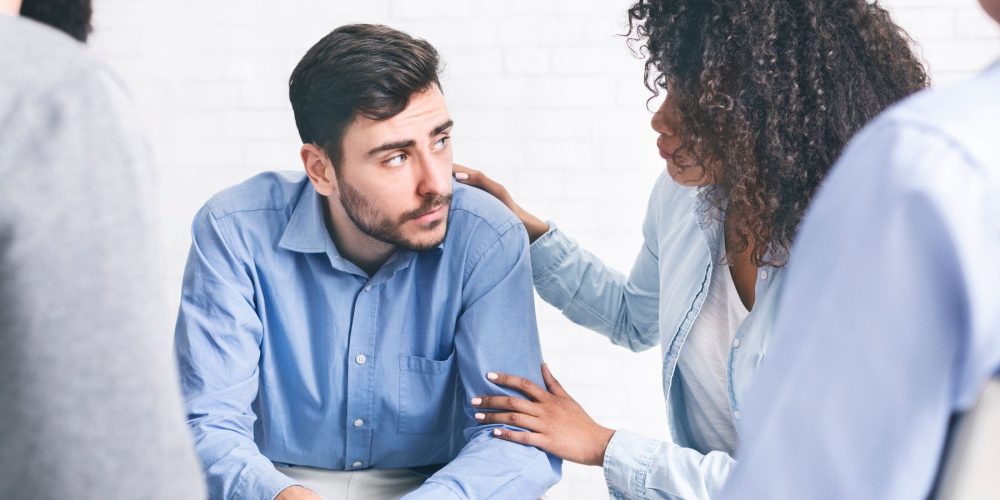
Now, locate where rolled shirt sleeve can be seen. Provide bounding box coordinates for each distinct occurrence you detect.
[604,430,735,499]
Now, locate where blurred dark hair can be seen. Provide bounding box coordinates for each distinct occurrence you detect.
[289,24,442,167]
[627,0,929,266]
[20,0,92,42]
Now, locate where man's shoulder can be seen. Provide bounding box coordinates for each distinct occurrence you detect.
[889,63,1000,126]
[448,182,523,238]
[203,170,308,220]
[0,15,104,96]
[873,64,1000,171]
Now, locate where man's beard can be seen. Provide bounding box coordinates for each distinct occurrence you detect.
[20,0,93,42]
[337,175,451,251]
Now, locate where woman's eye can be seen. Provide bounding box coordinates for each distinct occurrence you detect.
[386,154,407,167]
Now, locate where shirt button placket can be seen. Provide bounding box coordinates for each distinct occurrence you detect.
[345,282,375,471]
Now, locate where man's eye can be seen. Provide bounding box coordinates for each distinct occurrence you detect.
[433,136,450,151]
[386,154,407,167]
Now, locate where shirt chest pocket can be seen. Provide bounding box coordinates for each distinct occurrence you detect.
[398,351,458,435]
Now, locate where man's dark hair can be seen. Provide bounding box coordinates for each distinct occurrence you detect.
[20,0,92,42]
[289,24,442,167]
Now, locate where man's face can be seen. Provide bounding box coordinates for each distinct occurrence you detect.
[333,86,454,251]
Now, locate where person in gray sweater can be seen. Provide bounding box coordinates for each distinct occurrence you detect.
[0,1,205,498]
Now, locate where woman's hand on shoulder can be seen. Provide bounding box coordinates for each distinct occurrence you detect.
[453,163,550,243]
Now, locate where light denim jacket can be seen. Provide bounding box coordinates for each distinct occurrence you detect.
[530,172,786,499]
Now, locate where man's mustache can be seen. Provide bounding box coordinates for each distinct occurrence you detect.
[401,194,452,221]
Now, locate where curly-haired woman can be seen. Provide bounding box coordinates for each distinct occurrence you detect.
[454,0,929,497]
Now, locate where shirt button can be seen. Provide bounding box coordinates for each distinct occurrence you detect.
[734,410,742,419]
[759,270,768,280]
[363,285,372,292]
[353,418,364,428]
[733,338,741,348]
[352,461,363,468]
[355,354,367,365]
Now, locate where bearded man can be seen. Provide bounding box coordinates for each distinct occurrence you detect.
[173,24,561,500]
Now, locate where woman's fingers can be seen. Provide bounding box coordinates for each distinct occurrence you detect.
[452,163,475,181]
[474,410,546,432]
[452,162,550,243]
[472,395,542,417]
[540,363,568,398]
[490,428,544,448]
[452,163,510,201]
[486,371,551,402]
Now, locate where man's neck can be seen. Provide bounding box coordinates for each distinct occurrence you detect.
[324,202,395,277]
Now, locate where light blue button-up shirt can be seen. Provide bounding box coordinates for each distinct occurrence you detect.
[529,173,786,499]
[719,61,1000,499]
[174,171,561,499]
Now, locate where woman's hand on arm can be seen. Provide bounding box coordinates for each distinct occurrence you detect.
[473,363,615,467]
[453,163,550,243]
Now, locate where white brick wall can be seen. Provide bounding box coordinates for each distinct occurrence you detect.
[87,1,998,497]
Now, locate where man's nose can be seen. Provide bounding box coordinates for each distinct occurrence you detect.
[416,154,451,197]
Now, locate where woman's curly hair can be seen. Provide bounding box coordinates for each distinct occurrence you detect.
[627,0,929,266]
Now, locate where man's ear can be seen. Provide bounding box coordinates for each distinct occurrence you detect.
[301,144,338,196]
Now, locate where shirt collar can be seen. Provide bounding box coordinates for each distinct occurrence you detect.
[278,182,445,278]
[278,183,329,254]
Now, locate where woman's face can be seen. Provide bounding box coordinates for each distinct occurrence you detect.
[980,0,1000,23]
[650,89,711,187]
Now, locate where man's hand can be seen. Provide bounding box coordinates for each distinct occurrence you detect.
[275,485,322,500]
[453,164,550,243]
[473,363,616,467]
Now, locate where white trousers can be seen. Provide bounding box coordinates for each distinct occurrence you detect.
[274,465,426,500]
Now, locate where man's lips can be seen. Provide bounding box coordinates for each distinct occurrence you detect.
[412,204,446,222]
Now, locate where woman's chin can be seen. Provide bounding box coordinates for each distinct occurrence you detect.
[666,164,710,187]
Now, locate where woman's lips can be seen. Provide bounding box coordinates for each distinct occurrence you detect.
[657,138,673,160]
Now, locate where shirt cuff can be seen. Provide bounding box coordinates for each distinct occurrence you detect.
[603,429,661,499]
[231,464,297,500]
[528,223,575,281]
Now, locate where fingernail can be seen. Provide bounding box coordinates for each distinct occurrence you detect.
[487,372,499,381]
[474,412,485,420]
[471,397,482,405]
[493,429,502,436]
[455,172,469,181]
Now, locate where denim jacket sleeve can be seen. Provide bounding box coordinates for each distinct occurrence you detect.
[529,184,662,352]
[603,430,735,499]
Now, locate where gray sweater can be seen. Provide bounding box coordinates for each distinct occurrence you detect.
[0,15,205,499]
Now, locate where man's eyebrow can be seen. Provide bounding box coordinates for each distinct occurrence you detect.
[431,119,454,137]
[367,140,415,157]
[366,120,454,157]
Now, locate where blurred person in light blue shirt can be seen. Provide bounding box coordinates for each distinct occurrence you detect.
[173,24,560,500]
[719,2,1000,499]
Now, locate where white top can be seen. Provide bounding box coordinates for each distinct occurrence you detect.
[677,236,749,455]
